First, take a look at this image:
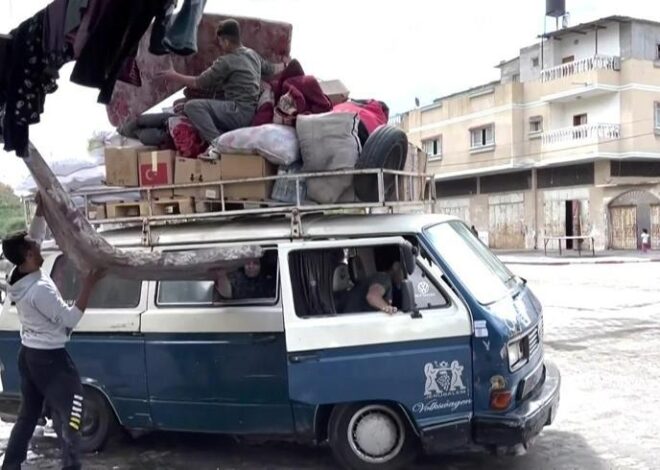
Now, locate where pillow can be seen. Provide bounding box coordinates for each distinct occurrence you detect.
[213,124,300,167]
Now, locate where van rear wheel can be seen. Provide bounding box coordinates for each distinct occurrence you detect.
[328,403,419,470]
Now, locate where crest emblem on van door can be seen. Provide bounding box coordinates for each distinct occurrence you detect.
[423,360,467,398]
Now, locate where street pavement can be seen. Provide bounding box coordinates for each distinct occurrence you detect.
[1,261,659,469]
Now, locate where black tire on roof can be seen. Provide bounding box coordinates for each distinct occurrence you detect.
[354,126,408,203]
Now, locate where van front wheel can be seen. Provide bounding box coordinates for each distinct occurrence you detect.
[328,403,419,470]
[79,387,119,453]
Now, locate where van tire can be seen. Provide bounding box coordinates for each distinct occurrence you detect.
[328,403,419,470]
[354,126,408,203]
[79,387,119,453]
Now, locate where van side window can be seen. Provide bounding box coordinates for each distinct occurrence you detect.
[290,244,448,318]
[52,256,141,309]
[156,250,279,307]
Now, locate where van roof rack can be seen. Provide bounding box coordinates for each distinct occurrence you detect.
[24,168,437,242]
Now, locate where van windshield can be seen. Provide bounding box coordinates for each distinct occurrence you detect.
[425,221,518,305]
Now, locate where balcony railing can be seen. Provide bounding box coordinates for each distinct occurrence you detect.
[542,123,621,146]
[541,55,621,82]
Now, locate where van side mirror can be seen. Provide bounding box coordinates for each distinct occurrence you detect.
[400,279,422,319]
[400,242,417,276]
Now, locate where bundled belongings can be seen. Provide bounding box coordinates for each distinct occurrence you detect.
[252,60,333,127]
[213,124,300,167]
[297,112,361,204]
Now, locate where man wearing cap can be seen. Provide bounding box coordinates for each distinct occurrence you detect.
[159,19,286,158]
[1,193,104,470]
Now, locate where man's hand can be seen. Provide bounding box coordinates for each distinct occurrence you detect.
[381,305,398,315]
[76,268,106,313]
[157,67,180,82]
[84,268,106,287]
[34,192,43,217]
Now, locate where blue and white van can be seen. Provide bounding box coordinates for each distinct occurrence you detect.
[0,213,559,469]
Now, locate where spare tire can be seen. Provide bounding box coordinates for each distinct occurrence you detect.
[354,125,408,202]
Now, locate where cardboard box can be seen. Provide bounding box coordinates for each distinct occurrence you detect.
[319,79,350,105]
[151,197,195,216]
[105,146,155,187]
[173,157,223,200]
[87,204,107,221]
[221,154,277,200]
[106,201,150,219]
[138,150,176,187]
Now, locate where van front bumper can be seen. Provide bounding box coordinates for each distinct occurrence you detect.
[472,360,560,448]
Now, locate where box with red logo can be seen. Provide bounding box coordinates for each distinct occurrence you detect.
[138,150,176,188]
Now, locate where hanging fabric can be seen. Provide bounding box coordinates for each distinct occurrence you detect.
[162,0,208,56]
[70,0,174,104]
[1,11,70,157]
[23,142,262,281]
[149,0,178,55]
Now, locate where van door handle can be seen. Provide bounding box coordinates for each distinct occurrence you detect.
[289,353,320,364]
[251,334,278,344]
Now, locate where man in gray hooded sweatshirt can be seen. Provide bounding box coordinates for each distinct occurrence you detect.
[1,193,103,470]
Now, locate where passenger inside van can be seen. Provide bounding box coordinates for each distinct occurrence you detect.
[344,260,404,314]
[214,256,276,301]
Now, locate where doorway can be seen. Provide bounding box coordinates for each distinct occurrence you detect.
[564,200,581,249]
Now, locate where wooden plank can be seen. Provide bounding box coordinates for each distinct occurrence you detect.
[610,206,637,250]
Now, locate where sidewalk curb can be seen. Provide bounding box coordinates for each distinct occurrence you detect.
[500,258,660,266]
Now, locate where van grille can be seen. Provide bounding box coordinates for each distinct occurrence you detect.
[528,328,540,357]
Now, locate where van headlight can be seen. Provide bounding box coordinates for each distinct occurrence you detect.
[508,340,527,370]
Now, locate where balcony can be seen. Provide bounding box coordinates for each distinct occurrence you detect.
[542,123,621,148]
[541,55,621,82]
[536,55,622,103]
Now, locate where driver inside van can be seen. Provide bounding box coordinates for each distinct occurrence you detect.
[214,257,276,301]
[344,261,404,314]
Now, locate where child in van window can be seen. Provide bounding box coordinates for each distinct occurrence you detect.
[641,229,651,253]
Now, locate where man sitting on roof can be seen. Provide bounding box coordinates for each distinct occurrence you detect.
[159,19,286,159]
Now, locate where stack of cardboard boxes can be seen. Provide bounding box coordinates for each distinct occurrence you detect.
[102,147,277,220]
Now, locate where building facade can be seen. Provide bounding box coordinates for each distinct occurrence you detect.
[395,16,660,251]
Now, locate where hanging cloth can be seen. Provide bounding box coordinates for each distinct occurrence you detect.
[22,142,262,281]
[70,0,174,104]
[162,0,208,56]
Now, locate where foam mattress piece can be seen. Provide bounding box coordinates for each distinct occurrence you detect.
[107,14,293,127]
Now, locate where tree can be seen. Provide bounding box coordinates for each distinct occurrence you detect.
[0,183,25,239]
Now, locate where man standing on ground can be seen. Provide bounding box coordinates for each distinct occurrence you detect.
[1,193,104,470]
[159,19,286,157]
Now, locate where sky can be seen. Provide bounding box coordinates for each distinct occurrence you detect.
[1,0,659,188]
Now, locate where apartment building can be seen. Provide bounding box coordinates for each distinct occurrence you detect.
[395,16,660,251]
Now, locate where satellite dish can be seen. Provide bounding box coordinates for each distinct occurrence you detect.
[415,97,420,107]
[562,13,570,29]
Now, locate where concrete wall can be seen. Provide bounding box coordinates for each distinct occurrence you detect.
[550,22,620,64]
[629,22,660,61]
[519,44,542,83]
[554,93,621,128]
